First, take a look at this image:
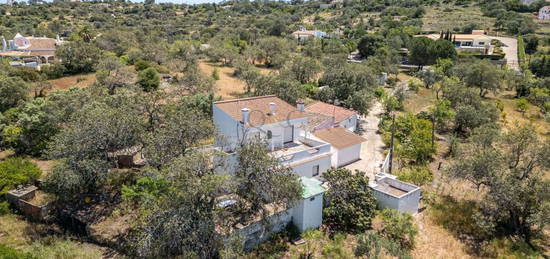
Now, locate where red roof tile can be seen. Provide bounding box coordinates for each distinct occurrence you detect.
[214,95,309,127]
[305,101,356,123]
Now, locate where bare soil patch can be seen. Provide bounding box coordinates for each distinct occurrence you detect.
[48,73,96,92]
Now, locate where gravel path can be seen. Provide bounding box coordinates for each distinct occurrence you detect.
[345,101,387,182]
[492,36,519,71]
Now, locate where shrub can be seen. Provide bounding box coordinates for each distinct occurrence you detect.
[0,201,10,215]
[516,98,528,115]
[134,60,151,71]
[375,209,418,250]
[121,176,170,205]
[137,67,160,92]
[374,86,386,99]
[355,231,409,259]
[212,68,220,80]
[0,244,30,259]
[396,166,433,186]
[407,78,422,93]
[0,157,42,195]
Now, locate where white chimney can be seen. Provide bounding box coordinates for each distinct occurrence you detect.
[241,108,250,124]
[296,99,305,112]
[269,102,276,115]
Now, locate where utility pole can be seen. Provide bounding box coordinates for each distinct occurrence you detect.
[431,114,435,148]
[389,112,395,175]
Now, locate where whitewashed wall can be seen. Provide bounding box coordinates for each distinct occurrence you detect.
[336,143,362,167]
[338,114,358,132]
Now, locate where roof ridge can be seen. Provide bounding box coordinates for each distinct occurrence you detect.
[213,95,277,104]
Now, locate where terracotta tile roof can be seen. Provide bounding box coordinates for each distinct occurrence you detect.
[214,95,309,127]
[313,127,366,149]
[305,101,356,123]
[26,38,57,50]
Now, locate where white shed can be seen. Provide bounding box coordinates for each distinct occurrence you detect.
[370,177,421,214]
[292,177,326,232]
[313,127,366,167]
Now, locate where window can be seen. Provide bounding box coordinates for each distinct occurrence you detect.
[478,42,485,45]
[312,165,319,177]
[267,130,272,139]
[310,196,316,201]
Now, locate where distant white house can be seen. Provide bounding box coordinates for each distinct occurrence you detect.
[305,101,358,132]
[291,27,327,41]
[539,6,550,20]
[420,33,493,54]
[1,33,64,68]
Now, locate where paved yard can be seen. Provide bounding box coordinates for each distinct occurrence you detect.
[345,101,387,182]
[492,36,519,71]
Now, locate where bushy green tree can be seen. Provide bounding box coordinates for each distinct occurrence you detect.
[234,141,303,223]
[377,209,418,250]
[391,113,435,164]
[56,41,102,74]
[357,34,385,58]
[447,125,550,244]
[137,67,160,92]
[0,76,28,113]
[453,59,503,97]
[323,168,377,233]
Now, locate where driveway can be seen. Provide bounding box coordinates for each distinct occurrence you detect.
[345,101,387,182]
[491,36,519,71]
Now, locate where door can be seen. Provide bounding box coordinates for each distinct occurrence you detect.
[283,126,294,143]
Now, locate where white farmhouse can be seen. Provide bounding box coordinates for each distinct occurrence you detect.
[305,101,358,132]
[539,6,550,20]
[212,95,333,178]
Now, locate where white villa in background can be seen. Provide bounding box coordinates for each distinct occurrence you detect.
[0,33,64,68]
[292,27,327,41]
[420,31,493,55]
[539,6,550,20]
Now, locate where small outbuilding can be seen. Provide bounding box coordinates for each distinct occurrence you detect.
[370,177,421,214]
[292,177,325,232]
[313,127,366,167]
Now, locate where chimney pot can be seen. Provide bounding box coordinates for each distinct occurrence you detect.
[241,108,250,124]
[296,99,305,112]
[269,102,276,115]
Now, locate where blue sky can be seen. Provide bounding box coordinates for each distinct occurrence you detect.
[4,0,225,4]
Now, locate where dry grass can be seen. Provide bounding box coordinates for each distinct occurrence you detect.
[0,214,110,258]
[198,60,273,100]
[198,61,246,99]
[412,211,473,259]
[402,87,436,114]
[47,73,96,92]
[491,91,549,135]
[422,4,495,32]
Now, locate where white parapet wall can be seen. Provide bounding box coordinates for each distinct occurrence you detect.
[370,177,421,214]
